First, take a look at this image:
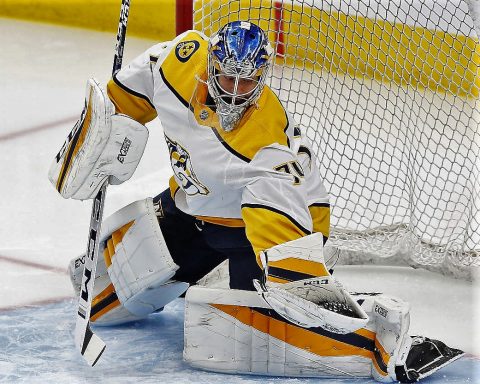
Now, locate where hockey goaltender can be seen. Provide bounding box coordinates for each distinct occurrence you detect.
[49,21,463,382]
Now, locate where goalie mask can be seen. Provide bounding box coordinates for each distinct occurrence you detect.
[207,21,273,131]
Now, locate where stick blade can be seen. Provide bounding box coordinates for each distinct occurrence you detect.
[79,322,106,366]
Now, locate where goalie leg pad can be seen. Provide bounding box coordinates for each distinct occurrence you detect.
[184,285,373,378]
[105,198,187,316]
[371,296,411,382]
[351,293,464,382]
[69,198,188,325]
[69,249,146,326]
[184,286,464,382]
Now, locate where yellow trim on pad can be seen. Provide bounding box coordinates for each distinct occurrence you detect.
[268,258,330,278]
[211,303,376,359]
[91,283,120,322]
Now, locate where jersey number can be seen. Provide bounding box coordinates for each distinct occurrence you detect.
[275,161,305,185]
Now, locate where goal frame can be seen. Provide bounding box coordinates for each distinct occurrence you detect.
[175,0,480,280]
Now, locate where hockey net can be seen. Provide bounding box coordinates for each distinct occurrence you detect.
[190,0,480,280]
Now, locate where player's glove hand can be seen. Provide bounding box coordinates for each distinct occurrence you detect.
[253,234,368,334]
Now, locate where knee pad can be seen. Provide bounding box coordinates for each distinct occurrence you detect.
[69,197,188,326]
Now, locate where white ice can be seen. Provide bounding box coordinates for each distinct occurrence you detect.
[0,18,479,383]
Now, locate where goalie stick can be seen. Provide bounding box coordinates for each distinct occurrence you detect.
[74,0,131,366]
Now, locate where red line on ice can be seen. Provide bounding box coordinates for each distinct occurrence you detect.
[0,116,77,141]
[0,296,72,313]
[0,254,67,274]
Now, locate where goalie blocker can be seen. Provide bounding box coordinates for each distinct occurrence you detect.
[184,234,464,382]
[48,78,149,200]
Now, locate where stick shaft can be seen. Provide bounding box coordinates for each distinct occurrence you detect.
[74,0,131,366]
[113,0,130,75]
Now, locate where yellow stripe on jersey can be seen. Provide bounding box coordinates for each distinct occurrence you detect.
[160,31,209,107]
[190,78,290,162]
[107,77,157,125]
[213,87,290,161]
[309,204,330,240]
[242,204,310,263]
[194,215,245,228]
[267,275,291,284]
[212,303,376,359]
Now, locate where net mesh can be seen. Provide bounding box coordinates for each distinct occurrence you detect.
[193,0,480,279]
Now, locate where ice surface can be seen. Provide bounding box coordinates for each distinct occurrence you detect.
[0,17,478,383]
[1,299,478,384]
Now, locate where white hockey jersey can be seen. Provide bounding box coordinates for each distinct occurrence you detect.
[107,30,330,265]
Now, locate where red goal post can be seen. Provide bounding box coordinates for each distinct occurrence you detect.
[176,0,193,35]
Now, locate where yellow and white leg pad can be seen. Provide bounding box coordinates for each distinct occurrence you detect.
[69,198,188,325]
[69,246,145,326]
[184,286,374,379]
[185,287,412,381]
[254,233,369,334]
[48,78,149,200]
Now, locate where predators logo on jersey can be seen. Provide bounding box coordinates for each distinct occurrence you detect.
[165,134,209,196]
[175,40,200,63]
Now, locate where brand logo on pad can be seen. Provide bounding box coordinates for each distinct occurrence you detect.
[175,40,200,62]
[303,278,329,286]
[117,137,132,163]
[374,304,388,318]
[74,255,86,269]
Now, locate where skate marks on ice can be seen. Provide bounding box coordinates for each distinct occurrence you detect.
[0,299,478,384]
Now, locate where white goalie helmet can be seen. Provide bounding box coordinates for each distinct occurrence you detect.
[207,21,274,131]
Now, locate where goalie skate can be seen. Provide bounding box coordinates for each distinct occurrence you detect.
[395,336,465,383]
